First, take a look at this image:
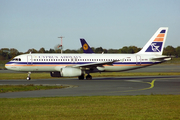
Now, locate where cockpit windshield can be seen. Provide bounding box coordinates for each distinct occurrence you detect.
[11,58,21,61]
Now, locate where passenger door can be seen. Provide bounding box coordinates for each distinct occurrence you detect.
[27,55,32,65]
[136,55,141,65]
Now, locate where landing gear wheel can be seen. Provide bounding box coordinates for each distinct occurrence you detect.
[27,72,31,81]
[27,77,31,80]
[86,75,92,80]
[78,75,84,80]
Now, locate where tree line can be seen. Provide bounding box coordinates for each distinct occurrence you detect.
[0,46,180,60]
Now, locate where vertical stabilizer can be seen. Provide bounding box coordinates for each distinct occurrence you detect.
[80,38,94,53]
[137,27,168,55]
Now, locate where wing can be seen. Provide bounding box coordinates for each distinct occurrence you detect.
[73,60,118,69]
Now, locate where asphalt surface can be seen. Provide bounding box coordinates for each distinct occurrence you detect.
[0,64,180,98]
[0,76,180,98]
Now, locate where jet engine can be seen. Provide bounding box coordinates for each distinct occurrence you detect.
[50,67,83,77]
[61,67,83,77]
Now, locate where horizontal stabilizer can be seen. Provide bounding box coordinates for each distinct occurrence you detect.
[151,56,172,61]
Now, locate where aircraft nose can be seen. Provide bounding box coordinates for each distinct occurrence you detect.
[5,61,19,71]
[5,62,11,70]
[5,63,9,69]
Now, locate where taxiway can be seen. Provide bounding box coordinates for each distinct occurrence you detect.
[0,75,180,98]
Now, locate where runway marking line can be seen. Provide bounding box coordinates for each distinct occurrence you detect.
[122,79,156,92]
[104,79,156,94]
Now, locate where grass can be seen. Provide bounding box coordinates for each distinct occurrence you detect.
[1,72,180,80]
[0,95,180,120]
[0,84,67,93]
[0,73,52,80]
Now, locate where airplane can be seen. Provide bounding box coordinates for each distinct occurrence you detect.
[5,27,171,80]
[80,38,94,53]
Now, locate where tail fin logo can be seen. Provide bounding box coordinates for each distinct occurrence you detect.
[151,43,160,52]
[145,29,166,52]
[83,43,88,50]
[147,42,162,52]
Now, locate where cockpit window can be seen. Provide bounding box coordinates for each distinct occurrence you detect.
[12,58,21,61]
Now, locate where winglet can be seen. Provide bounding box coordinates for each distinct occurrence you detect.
[80,38,94,53]
[137,27,168,55]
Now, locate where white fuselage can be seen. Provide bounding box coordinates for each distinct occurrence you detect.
[5,53,163,73]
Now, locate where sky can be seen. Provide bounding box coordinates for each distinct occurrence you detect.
[1,0,180,52]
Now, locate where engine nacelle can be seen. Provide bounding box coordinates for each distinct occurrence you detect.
[61,67,83,77]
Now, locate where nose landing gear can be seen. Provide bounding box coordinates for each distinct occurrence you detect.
[27,72,31,80]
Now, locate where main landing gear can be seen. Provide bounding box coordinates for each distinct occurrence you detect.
[78,75,84,80]
[27,72,31,80]
[78,74,92,80]
[86,74,92,80]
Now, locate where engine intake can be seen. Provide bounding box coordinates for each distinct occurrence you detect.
[61,67,83,77]
[50,67,83,77]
